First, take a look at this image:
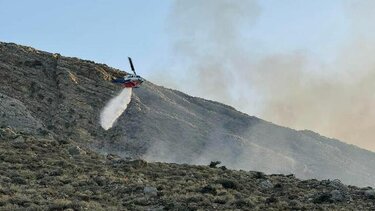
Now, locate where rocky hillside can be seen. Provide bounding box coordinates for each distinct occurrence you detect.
[1,41,375,189]
[1,127,375,210]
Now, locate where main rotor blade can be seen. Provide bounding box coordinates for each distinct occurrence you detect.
[128,57,136,75]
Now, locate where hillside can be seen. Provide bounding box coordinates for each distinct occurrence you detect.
[1,127,375,210]
[1,41,375,190]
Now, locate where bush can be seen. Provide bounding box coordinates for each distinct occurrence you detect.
[48,199,73,210]
[254,172,266,179]
[265,196,278,204]
[209,161,221,168]
[313,192,333,204]
[12,176,27,185]
[201,185,217,195]
[217,179,238,190]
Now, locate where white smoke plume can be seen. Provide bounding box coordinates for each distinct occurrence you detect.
[149,0,375,151]
[100,88,132,130]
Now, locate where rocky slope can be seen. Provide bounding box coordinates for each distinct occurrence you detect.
[1,127,375,210]
[1,41,375,189]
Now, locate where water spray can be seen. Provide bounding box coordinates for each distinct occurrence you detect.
[100,88,132,130]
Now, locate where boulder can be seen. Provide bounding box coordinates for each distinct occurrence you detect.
[364,189,375,199]
[144,186,158,197]
[67,146,86,156]
[330,190,344,202]
[259,180,274,190]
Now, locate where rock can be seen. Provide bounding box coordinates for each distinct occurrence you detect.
[129,159,148,168]
[93,176,107,186]
[313,192,333,204]
[144,186,158,197]
[62,184,75,193]
[313,190,346,204]
[0,127,17,139]
[11,135,28,149]
[137,178,144,185]
[68,146,86,156]
[0,93,44,135]
[329,179,348,191]
[259,180,273,190]
[330,190,344,202]
[364,189,375,199]
[12,135,25,144]
[106,153,122,161]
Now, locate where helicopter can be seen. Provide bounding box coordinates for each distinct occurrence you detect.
[112,57,145,88]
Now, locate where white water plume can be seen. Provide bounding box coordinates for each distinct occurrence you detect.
[100,88,132,130]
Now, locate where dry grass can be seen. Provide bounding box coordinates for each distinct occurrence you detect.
[0,129,374,210]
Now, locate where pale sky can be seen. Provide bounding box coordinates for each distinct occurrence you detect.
[1,0,349,76]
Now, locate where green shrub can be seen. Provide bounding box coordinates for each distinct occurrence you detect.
[217,179,238,190]
[209,161,221,168]
[200,185,217,195]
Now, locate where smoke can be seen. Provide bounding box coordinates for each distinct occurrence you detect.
[100,88,132,130]
[150,0,375,151]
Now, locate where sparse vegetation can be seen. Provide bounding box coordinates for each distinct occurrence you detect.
[1,41,375,210]
[209,161,221,168]
[0,131,374,210]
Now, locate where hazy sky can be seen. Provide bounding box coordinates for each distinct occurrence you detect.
[1,0,375,151]
[0,0,347,73]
